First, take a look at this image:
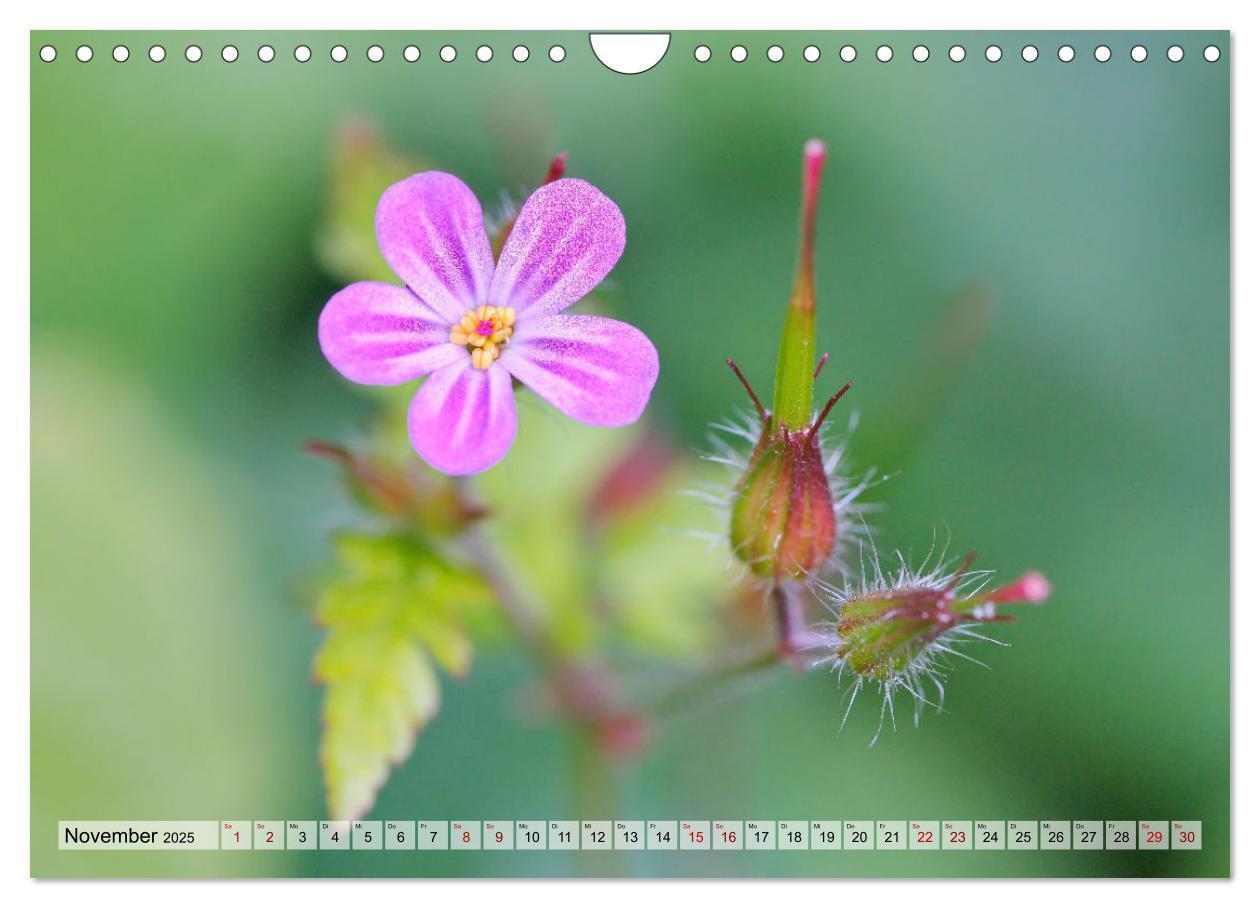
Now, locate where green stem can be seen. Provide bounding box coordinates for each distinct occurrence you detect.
[452,479,628,727]
[647,644,788,720]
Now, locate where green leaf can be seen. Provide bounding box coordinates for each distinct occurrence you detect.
[314,533,489,820]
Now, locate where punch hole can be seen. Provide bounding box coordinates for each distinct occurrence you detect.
[185,45,202,62]
[767,45,784,62]
[76,45,93,63]
[112,45,129,63]
[588,33,667,73]
[221,45,238,63]
[367,45,385,62]
[1057,45,1075,62]
[440,45,456,62]
[694,45,711,62]
[1167,45,1184,62]
[513,45,529,62]
[1094,45,1111,62]
[403,45,421,62]
[258,45,275,63]
[949,45,966,62]
[839,45,857,62]
[331,45,348,63]
[39,45,57,62]
[1131,45,1148,62]
[1021,45,1039,62]
[476,45,493,62]
[549,45,566,62]
[730,45,748,62]
[1204,45,1220,62]
[803,45,820,62]
[149,45,165,63]
[986,45,1002,62]
[294,45,312,63]
[876,45,893,62]
[913,45,929,62]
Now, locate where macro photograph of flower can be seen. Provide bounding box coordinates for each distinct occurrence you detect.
[28,29,1228,880]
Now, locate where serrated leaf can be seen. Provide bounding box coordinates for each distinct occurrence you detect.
[314,533,489,819]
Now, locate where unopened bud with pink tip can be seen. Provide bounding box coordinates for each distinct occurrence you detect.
[825,555,1052,688]
[728,139,853,581]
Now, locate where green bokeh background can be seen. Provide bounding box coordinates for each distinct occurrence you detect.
[30,30,1229,877]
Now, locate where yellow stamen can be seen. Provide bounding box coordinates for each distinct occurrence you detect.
[451,305,516,369]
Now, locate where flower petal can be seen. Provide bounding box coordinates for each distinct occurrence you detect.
[376,172,494,322]
[488,178,626,319]
[501,315,658,427]
[319,282,464,385]
[407,360,517,475]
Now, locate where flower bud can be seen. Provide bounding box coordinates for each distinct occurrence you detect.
[729,419,840,580]
[829,560,1052,684]
[726,140,853,580]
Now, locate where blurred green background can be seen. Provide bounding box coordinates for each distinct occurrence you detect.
[31,30,1229,877]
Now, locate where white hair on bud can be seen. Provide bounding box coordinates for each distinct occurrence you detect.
[807,539,1013,744]
[699,404,876,582]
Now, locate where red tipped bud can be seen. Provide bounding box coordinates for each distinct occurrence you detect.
[727,360,852,581]
[828,559,1051,684]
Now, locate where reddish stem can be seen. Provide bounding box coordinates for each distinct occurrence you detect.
[806,381,853,441]
[794,139,827,307]
[726,358,769,420]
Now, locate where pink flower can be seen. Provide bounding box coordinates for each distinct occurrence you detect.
[319,172,659,475]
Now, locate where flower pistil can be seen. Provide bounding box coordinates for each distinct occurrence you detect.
[449,304,516,369]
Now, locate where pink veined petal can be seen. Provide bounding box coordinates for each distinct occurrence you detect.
[487,178,626,319]
[407,359,518,475]
[376,172,495,323]
[318,282,465,385]
[501,315,659,427]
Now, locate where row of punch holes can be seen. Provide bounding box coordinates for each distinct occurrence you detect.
[715,43,1221,63]
[38,41,1222,66]
[37,43,565,64]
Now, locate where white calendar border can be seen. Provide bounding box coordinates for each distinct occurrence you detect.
[5,0,1252,904]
